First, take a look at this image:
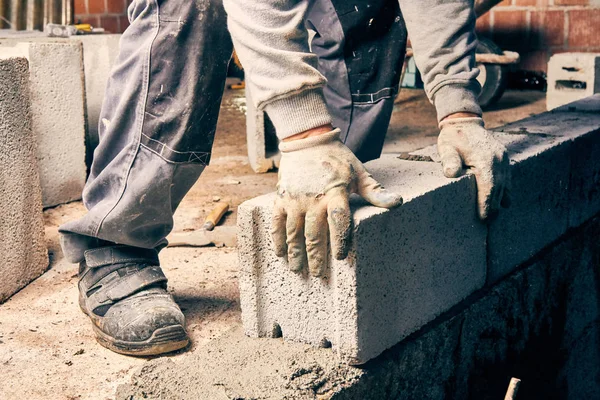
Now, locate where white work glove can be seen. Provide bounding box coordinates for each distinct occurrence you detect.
[438,117,511,220]
[272,129,403,277]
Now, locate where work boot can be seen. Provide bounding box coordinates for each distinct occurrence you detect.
[78,246,189,356]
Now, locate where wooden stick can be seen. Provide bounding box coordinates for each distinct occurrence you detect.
[504,377,521,400]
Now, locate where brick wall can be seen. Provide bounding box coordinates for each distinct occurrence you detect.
[76,0,599,73]
[74,0,131,34]
[476,0,600,73]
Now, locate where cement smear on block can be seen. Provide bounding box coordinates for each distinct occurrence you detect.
[117,215,600,400]
[0,57,48,302]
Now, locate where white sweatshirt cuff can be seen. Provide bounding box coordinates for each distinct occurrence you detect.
[265,88,333,140]
[433,81,483,122]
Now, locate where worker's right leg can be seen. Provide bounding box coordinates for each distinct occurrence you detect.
[59,0,232,355]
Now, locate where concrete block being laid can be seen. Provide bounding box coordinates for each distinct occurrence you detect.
[0,41,87,208]
[547,53,600,111]
[238,96,600,364]
[238,157,487,364]
[0,57,49,303]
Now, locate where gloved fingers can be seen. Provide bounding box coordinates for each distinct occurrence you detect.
[271,198,287,257]
[437,142,464,178]
[286,209,307,272]
[327,188,352,260]
[305,206,329,277]
[356,168,403,209]
[487,150,511,217]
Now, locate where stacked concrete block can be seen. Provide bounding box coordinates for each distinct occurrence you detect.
[0,57,49,303]
[238,158,487,364]
[547,53,600,111]
[74,34,121,165]
[245,87,281,173]
[0,34,122,169]
[0,41,87,208]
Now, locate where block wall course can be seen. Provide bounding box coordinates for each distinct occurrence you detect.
[237,95,600,364]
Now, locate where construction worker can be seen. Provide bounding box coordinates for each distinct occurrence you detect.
[59,0,510,356]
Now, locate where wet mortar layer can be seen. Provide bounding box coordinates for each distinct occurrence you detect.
[117,214,600,400]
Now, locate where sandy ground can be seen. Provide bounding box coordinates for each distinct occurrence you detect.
[0,87,545,400]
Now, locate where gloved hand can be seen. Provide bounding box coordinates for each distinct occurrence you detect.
[438,117,511,220]
[272,129,403,277]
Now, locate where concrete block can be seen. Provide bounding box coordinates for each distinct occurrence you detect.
[561,97,600,228]
[238,156,487,364]
[0,34,122,167]
[553,93,600,113]
[74,34,121,165]
[487,132,572,284]
[497,102,600,230]
[547,53,600,111]
[0,57,49,303]
[410,102,600,284]
[0,41,87,208]
[245,87,280,173]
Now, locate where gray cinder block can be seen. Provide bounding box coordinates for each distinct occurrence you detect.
[547,53,600,111]
[74,34,121,164]
[238,157,487,364]
[238,96,600,364]
[412,99,600,284]
[0,41,87,208]
[0,57,49,303]
[486,131,572,283]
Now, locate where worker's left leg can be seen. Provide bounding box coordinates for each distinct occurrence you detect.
[306,0,407,163]
[59,0,232,356]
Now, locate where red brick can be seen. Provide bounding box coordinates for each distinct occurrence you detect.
[476,12,491,34]
[107,0,125,14]
[492,10,529,51]
[530,10,565,48]
[119,15,130,32]
[88,0,106,14]
[100,15,119,33]
[555,0,589,5]
[568,9,600,48]
[496,0,513,6]
[515,0,534,5]
[74,0,86,15]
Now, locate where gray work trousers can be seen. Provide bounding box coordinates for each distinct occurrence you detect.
[59,0,407,263]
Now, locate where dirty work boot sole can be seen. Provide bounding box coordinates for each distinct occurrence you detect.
[78,285,190,356]
[78,247,190,356]
[90,319,189,356]
[78,282,190,356]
